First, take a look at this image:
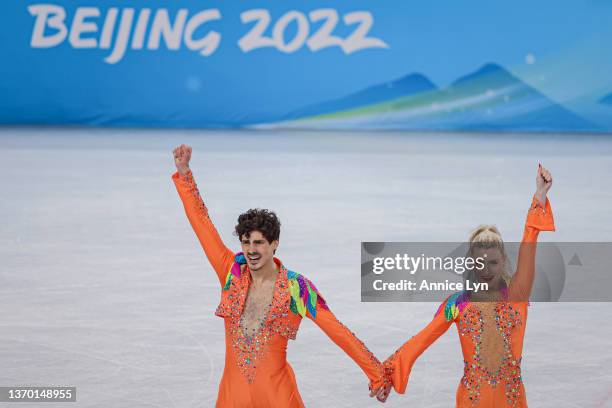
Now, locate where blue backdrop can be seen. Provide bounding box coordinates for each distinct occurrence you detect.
[2,1,612,132]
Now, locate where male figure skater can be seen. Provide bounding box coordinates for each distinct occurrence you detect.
[172,144,388,407]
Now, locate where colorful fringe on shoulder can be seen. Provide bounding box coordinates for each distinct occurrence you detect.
[287,270,329,319]
[223,253,245,291]
[222,253,329,318]
[435,291,470,322]
[432,286,524,322]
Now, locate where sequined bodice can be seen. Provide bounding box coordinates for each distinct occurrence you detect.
[458,302,525,406]
[473,303,507,374]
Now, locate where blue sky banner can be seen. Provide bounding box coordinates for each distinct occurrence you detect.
[1,1,611,132]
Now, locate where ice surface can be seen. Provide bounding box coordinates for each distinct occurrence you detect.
[1,128,611,407]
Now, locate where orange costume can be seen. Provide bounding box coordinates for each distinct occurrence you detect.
[383,196,555,407]
[172,170,386,407]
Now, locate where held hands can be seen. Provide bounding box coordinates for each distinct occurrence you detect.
[535,163,553,206]
[369,382,392,403]
[173,144,192,175]
[369,353,395,402]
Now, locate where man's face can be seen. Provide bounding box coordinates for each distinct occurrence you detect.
[240,230,278,272]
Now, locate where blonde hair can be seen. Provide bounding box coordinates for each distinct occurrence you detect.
[466,224,511,287]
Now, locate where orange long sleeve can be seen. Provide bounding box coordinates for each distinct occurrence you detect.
[509,195,555,301]
[172,170,235,286]
[306,300,386,390]
[383,302,454,394]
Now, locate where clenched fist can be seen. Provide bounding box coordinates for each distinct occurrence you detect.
[535,163,553,205]
[173,144,192,175]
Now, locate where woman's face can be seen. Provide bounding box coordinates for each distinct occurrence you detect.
[471,247,505,291]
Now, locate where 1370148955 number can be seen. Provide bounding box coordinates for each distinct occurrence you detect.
[238,9,389,54]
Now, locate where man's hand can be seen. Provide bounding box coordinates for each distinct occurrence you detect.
[535,163,553,205]
[369,383,391,403]
[173,144,192,175]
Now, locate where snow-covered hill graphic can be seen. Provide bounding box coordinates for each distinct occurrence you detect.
[285,73,437,120]
[258,63,599,132]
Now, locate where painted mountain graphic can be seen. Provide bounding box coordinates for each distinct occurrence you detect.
[285,73,437,120]
[263,63,599,132]
[599,93,612,105]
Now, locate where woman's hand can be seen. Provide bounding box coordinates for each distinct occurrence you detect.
[173,144,192,175]
[535,163,552,206]
[369,382,392,403]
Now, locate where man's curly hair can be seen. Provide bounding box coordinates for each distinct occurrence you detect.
[235,208,281,243]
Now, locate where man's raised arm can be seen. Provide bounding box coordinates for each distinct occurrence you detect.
[172,144,235,286]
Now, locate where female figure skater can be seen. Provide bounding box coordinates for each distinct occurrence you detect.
[374,164,555,407]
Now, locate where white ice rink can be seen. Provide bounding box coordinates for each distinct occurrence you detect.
[1,128,611,407]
